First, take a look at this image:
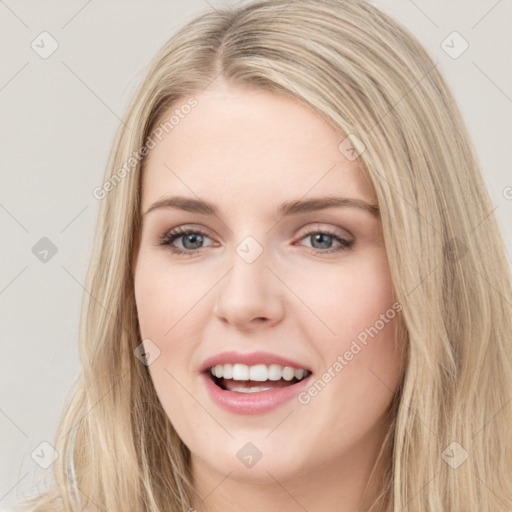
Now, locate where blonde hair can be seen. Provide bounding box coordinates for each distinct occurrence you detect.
[17,0,512,510]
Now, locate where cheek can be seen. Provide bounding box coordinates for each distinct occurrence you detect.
[133,253,209,417]
[293,248,395,342]
[295,249,400,401]
[134,251,206,337]
[341,260,395,337]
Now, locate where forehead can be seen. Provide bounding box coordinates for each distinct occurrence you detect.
[141,82,374,212]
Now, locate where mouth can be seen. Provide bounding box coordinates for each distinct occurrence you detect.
[205,363,312,393]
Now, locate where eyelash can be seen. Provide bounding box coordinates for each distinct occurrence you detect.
[156,226,355,256]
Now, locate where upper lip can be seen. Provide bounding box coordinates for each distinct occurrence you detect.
[199,350,312,374]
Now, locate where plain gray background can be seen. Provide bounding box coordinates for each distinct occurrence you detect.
[1,0,511,506]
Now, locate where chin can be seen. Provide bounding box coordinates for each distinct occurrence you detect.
[191,439,311,485]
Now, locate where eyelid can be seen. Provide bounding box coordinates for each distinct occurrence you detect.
[156,226,215,248]
[158,222,352,244]
[158,224,215,240]
[157,216,358,252]
[296,222,354,241]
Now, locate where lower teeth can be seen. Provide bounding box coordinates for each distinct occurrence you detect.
[213,376,302,393]
[230,386,274,393]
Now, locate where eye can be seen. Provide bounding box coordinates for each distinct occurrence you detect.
[298,228,355,254]
[156,227,215,256]
[156,226,355,256]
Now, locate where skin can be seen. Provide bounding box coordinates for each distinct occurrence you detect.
[133,78,403,512]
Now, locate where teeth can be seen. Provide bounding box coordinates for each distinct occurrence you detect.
[249,364,268,381]
[222,364,233,379]
[282,366,295,381]
[268,364,282,381]
[232,363,249,380]
[210,363,309,382]
[230,386,274,393]
[295,368,305,380]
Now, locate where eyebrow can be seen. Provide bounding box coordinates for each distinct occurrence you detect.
[143,195,379,218]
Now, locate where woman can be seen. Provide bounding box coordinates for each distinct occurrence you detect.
[16,0,512,510]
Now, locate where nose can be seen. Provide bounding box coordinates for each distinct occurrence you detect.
[212,245,285,330]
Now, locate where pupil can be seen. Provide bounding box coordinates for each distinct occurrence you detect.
[312,233,332,249]
[183,233,203,249]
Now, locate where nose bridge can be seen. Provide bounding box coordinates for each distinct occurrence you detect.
[213,235,284,326]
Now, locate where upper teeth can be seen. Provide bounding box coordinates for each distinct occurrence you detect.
[209,363,308,381]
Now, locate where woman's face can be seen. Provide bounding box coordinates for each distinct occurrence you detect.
[134,80,402,491]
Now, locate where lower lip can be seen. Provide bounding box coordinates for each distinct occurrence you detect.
[201,372,312,415]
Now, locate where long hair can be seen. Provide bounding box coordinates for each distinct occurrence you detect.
[17,0,512,510]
